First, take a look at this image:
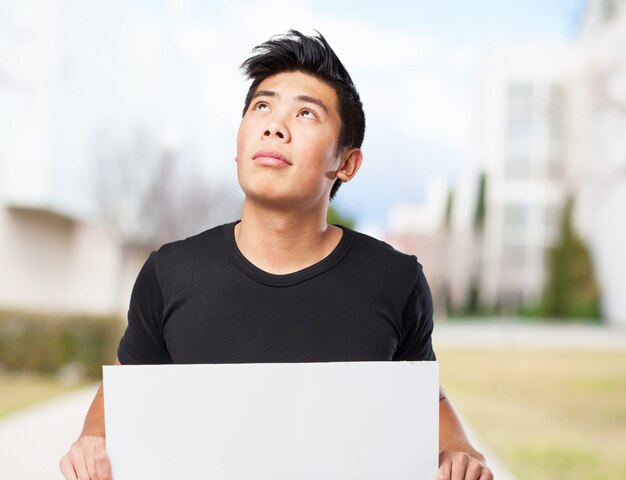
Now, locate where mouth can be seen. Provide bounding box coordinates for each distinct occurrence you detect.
[252,150,292,166]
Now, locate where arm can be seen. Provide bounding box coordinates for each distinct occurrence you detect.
[437,385,493,480]
[393,264,492,478]
[59,358,121,480]
[61,251,168,478]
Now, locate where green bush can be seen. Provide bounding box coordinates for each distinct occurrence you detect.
[0,309,123,380]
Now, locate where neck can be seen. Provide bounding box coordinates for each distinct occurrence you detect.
[235,198,342,274]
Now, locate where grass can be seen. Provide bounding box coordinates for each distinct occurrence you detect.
[0,371,88,418]
[438,348,626,480]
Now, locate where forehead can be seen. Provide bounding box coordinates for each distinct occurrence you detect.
[254,71,339,111]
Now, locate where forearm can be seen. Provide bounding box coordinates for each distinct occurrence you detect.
[80,383,106,438]
[439,391,485,462]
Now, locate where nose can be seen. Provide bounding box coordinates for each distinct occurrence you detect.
[263,115,290,142]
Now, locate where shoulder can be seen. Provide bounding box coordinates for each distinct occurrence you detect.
[153,221,233,269]
[345,227,422,279]
[349,227,418,263]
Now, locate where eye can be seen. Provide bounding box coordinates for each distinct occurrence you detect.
[253,102,270,111]
[299,108,317,119]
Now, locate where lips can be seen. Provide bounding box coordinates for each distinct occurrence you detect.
[252,150,292,166]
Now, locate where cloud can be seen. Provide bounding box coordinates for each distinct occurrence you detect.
[397,70,471,151]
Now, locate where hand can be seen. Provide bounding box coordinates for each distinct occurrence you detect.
[59,435,112,480]
[437,451,494,480]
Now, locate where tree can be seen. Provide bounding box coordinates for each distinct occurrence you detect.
[327,205,355,230]
[473,172,487,232]
[94,124,240,248]
[464,172,487,315]
[541,196,601,319]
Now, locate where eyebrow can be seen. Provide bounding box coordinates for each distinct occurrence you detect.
[251,90,329,114]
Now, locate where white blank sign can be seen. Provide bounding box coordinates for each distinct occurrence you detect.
[103,361,439,480]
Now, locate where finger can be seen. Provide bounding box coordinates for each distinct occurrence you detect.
[59,455,78,480]
[95,444,112,480]
[479,468,494,480]
[463,459,484,480]
[437,452,452,480]
[85,443,100,480]
[69,444,91,480]
[450,452,469,480]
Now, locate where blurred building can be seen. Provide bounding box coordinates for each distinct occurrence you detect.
[0,1,246,318]
[382,41,587,320]
[468,42,580,313]
[581,0,626,31]
[447,0,626,326]
[0,1,149,316]
[0,204,147,316]
[574,0,626,325]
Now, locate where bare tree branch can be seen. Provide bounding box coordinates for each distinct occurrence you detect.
[92,123,240,248]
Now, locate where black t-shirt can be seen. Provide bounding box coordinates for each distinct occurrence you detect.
[117,221,436,365]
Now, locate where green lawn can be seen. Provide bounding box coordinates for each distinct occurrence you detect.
[0,372,88,418]
[438,348,626,480]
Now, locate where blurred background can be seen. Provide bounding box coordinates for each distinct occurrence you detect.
[1,0,625,479]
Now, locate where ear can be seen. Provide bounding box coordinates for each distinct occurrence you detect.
[335,148,363,183]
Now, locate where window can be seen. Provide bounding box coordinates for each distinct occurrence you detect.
[547,84,566,142]
[508,82,534,120]
[504,204,529,228]
[505,155,531,178]
[505,82,534,178]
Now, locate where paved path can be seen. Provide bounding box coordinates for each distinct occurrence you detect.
[0,384,99,479]
[7,320,618,479]
[433,319,626,350]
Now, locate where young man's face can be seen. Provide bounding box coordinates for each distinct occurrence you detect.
[236,70,346,210]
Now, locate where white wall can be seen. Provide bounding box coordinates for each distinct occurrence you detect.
[0,207,75,311]
[574,6,626,325]
[0,205,147,317]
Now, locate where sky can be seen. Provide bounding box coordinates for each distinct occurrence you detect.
[1,0,587,231]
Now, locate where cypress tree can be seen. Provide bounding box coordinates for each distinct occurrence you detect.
[542,196,601,319]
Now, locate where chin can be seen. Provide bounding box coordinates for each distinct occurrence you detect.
[241,185,295,205]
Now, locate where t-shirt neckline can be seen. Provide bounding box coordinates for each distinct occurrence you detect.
[223,220,355,287]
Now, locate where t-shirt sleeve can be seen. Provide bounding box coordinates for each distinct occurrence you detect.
[393,259,437,361]
[117,251,172,365]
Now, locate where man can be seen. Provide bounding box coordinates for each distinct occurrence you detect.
[60,30,493,480]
